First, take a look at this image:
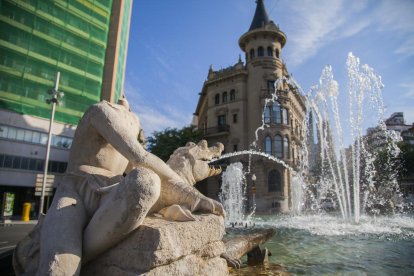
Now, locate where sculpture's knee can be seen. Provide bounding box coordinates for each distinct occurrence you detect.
[124,167,161,208]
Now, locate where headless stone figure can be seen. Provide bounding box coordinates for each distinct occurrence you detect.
[14,98,224,275]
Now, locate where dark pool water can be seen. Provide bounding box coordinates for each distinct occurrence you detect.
[229,214,414,276]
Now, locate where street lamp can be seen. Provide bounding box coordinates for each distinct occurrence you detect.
[39,72,63,216]
[251,174,256,212]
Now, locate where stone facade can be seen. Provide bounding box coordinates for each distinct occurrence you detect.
[193,0,306,213]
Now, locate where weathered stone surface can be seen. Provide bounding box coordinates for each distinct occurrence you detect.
[142,256,227,276]
[14,99,226,275]
[223,228,275,260]
[81,214,228,275]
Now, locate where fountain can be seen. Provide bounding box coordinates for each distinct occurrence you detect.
[217,53,414,275]
[299,53,405,222]
[216,53,408,221]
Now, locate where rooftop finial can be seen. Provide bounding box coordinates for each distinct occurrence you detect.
[249,0,270,31]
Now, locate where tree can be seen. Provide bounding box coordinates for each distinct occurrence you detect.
[399,141,414,177]
[147,126,204,161]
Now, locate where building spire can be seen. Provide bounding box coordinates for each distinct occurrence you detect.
[249,0,270,31]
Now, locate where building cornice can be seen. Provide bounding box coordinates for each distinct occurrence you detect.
[239,27,287,51]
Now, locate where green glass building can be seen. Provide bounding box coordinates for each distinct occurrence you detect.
[0,0,132,216]
[0,0,132,125]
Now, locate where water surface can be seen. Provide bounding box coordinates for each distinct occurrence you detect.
[230,214,414,275]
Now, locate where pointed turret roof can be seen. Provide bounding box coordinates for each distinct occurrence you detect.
[239,0,286,50]
[249,0,270,31]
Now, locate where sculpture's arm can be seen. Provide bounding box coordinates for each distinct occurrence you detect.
[89,105,182,183]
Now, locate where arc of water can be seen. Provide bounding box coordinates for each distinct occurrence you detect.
[211,150,295,173]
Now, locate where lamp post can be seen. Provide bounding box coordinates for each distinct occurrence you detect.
[39,72,63,216]
[251,174,256,212]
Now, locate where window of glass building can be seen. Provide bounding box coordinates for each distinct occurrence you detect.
[0,124,72,149]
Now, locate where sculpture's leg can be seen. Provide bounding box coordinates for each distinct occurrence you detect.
[82,167,160,263]
[37,182,87,276]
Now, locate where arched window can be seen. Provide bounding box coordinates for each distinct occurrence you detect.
[250,49,255,60]
[274,135,283,158]
[275,49,280,58]
[264,106,271,124]
[264,136,272,155]
[284,136,290,159]
[215,94,220,105]
[267,80,276,91]
[230,89,236,101]
[267,46,273,57]
[258,46,264,57]
[222,92,228,103]
[268,170,282,192]
[272,102,282,124]
[283,108,288,125]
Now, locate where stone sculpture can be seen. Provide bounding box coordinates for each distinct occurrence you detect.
[13,98,225,275]
[221,228,275,268]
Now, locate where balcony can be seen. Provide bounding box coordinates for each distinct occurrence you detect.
[202,125,230,137]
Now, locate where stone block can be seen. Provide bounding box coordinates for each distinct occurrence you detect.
[82,214,227,275]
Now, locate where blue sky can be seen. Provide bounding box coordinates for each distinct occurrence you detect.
[124,0,414,137]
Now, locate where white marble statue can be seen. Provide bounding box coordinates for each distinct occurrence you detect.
[13,98,224,275]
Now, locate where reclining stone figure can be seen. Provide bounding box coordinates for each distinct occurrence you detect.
[13,98,224,275]
[153,140,224,221]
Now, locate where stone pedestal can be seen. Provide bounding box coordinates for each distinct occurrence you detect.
[81,214,228,276]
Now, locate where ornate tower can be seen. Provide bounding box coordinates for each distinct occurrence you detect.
[239,0,287,145]
[194,0,306,213]
[237,0,306,212]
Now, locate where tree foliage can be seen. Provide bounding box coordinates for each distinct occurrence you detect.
[147,126,204,161]
[399,141,414,177]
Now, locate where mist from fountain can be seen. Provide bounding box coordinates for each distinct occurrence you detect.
[302,53,404,223]
[218,162,247,224]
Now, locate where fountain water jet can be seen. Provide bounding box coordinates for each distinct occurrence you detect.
[219,162,247,224]
[302,53,404,223]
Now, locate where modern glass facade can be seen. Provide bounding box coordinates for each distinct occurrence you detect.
[0,0,131,125]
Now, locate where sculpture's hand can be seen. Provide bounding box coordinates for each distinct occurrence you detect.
[192,196,226,217]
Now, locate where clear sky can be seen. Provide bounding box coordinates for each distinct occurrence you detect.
[124,0,414,137]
